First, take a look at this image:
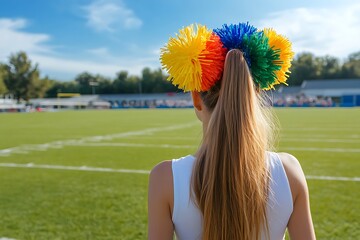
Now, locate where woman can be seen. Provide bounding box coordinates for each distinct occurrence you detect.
[148,23,316,240]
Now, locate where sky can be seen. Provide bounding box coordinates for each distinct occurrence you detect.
[0,0,359,81]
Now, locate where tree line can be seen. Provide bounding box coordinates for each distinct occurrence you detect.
[288,52,360,85]
[0,51,178,102]
[0,51,359,102]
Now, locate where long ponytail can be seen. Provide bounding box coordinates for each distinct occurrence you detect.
[192,49,273,240]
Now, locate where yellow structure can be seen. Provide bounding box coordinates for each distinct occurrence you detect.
[57,93,81,98]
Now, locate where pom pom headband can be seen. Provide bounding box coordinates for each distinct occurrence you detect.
[160,22,294,92]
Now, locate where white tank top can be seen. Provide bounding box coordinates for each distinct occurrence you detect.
[172,152,293,240]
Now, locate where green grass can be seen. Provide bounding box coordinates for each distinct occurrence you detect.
[0,108,359,239]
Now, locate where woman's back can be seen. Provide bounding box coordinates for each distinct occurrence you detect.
[172,152,292,240]
[148,22,315,240]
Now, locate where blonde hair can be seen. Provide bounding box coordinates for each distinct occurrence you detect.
[192,49,274,240]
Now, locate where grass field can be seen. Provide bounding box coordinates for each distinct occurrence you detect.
[0,108,359,240]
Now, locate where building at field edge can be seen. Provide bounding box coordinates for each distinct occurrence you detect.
[275,79,360,107]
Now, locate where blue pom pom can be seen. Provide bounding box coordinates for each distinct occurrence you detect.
[214,22,259,67]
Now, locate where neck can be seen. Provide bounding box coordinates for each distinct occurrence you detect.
[194,116,210,158]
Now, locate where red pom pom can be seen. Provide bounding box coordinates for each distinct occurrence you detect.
[199,33,227,91]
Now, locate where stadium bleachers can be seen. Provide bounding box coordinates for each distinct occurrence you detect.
[2,79,360,112]
[275,79,360,107]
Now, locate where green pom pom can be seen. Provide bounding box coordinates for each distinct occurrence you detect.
[243,33,281,89]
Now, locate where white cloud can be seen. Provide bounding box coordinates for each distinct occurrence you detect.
[87,47,112,58]
[0,18,51,60]
[0,18,156,80]
[258,3,360,58]
[151,47,161,57]
[30,53,157,80]
[83,0,142,32]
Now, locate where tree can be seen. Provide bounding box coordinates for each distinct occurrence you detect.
[45,81,79,98]
[141,68,153,93]
[127,75,141,93]
[314,55,341,79]
[287,53,318,86]
[30,76,54,98]
[95,75,113,94]
[74,72,97,94]
[0,64,8,95]
[3,52,41,102]
[342,51,360,78]
[141,68,177,93]
[113,71,139,93]
[113,71,128,93]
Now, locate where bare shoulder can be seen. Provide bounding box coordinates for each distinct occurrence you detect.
[276,152,308,202]
[277,153,316,239]
[149,161,174,207]
[148,161,175,239]
[150,160,173,179]
[277,152,304,178]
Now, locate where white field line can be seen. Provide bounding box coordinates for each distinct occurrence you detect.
[284,128,360,132]
[282,134,360,139]
[281,138,360,143]
[281,147,360,153]
[0,163,150,174]
[124,136,199,140]
[306,175,360,182]
[73,142,196,149]
[0,162,358,182]
[0,122,197,157]
[118,136,360,144]
[72,142,360,153]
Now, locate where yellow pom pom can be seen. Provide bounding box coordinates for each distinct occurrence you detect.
[160,24,212,92]
[263,28,294,88]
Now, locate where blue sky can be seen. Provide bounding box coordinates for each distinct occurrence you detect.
[0,0,359,81]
